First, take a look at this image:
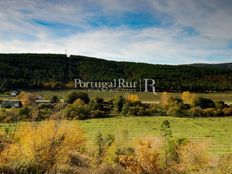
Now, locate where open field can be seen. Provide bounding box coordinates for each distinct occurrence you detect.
[23,90,232,104]
[1,116,232,155]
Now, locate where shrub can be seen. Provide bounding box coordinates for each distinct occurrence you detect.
[149,104,166,116]
[36,108,52,121]
[127,94,139,103]
[181,91,196,105]
[73,99,85,106]
[18,92,38,106]
[215,101,226,110]
[187,107,202,117]
[95,165,127,174]
[18,107,31,120]
[222,107,232,116]
[65,91,90,104]
[202,108,217,117]
[90,110,107,118]
[160,92,171,108]
[118,140,161,174]
[127,106,140,116]
[95,97,104,104]
[50,95,59,103]
[62,105,90,120]
[113,96,125,113]
[177,142,213,173]
[0,121,85,173]
[166,97,188,117]
[95,133,115,165]
[216,154,232,174]
[38,103,54,109]
[193,97,215,109]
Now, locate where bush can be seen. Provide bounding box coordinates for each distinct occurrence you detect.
[177,142,213,173]
[127,106,140,116]
[95,165,127,174]
[113,96,125,113]
[215,101,226,110]
[95,97,104,104]
[127,94,139,103]
[18,92,38,106]
[18,107,31,120]
[62,105,90,120]
[36,108,52,121]
[73,99,85,106]
[160,92,171,108]
[90,110,107,118]
[167,97,188,117]
[118,140,161,174]
[181,91,196,105]
[193,97,215,109]
[202,108,217,117]
[0,121,85,173]
[149,104,166,116]
[38,103,54,109]
[65,91,90,104]
[216,154,232,174]
[50,95,59,103]
[222,107,232,116]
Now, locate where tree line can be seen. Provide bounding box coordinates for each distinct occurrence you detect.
[0,53,232,92]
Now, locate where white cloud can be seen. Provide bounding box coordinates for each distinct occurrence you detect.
[0,0,232,64]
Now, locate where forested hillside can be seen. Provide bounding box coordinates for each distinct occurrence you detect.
[190,63,232,70]
[0,54,232,92]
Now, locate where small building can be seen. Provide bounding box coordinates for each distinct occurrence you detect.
[10,90,20,97]
[0,99,22,108]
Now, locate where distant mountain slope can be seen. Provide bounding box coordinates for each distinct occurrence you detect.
[0,54,232,92]
[189,63,232,70]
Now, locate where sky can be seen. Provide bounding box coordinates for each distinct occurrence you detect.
[0,0,232,64]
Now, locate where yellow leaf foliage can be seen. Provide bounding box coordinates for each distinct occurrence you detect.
[160,92,171,107]
[18,91,38,106]
[119,140,160,174]
[73,99,85,106]
[0,121,85,169]
[127,94,139,103]
[181,91,195,105]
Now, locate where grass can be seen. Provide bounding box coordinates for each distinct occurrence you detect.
[77,116,232,155]
[1,90,232,156]
[2,117,230,155]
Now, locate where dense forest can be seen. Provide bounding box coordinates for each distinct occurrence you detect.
[0,53,232,92]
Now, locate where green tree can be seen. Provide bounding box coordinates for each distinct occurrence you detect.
[64,91,90,104]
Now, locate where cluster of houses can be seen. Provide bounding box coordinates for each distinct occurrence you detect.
[0,91,51,109]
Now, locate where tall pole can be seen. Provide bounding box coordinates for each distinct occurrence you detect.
[63,50,70,84]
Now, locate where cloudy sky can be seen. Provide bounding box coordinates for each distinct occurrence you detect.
[0,0,232,64]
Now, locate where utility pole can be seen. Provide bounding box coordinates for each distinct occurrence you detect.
[63,50,71,84]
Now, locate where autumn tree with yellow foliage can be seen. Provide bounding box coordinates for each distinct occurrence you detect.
[181,91,196,105]
[160,92,171,108]
[18,91,38,107]
[0,121,85,173]
[127,94,139,103]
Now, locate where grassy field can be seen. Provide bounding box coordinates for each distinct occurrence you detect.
[78,116,232,155]
[23,90,232,104]
[1,116,231,156]
[1,90,232,156]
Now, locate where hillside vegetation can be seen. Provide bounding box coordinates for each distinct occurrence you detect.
[0,53,232,92]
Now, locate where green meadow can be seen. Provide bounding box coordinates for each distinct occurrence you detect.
[79,116,232,155]
[1,90,232,156]
[1,116,231,155]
